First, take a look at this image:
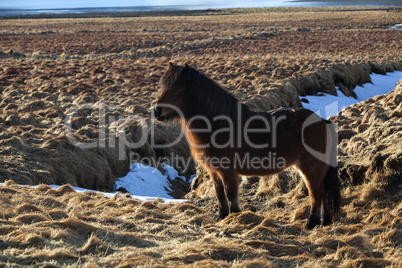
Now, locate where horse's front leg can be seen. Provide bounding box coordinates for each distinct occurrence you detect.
[221,171,241,214]
[209,172,230,219]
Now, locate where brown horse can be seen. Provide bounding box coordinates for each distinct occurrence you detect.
[154,63,341,229]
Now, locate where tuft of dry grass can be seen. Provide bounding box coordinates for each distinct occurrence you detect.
[78,234,107,254]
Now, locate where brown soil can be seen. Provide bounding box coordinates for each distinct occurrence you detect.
[0,7,401,267]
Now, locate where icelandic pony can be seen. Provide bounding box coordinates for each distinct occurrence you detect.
[154,63,341,229]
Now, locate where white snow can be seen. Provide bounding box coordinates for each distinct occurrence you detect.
[113,163,187,200]
[163,163,187,183]
[390,23,402,30]
[0,163,189,203]
[300,70,402,119]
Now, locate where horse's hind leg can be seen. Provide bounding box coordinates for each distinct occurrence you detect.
[297,156,328,229]
[322,197,332,226]
[305,183,323,229]
[209,171,230,219]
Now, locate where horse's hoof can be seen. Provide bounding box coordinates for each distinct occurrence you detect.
[322,214,332,226]
[305,221,318,229]
[218,212,228,221]
[218,208,229,220]
[305,215,320,229]
[230,208,241,214]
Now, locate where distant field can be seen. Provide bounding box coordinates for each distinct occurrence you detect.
[295,0,402,6]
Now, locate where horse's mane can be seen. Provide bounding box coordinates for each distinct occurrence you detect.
[184,66,251,119]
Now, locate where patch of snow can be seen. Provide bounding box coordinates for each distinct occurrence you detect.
[0,163,190,203]
[390,23,402,29]
[163,163,186,182]
[301,70,402,118]
[113,163,189,201]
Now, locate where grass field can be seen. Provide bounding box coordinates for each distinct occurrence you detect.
[0,6,401,267]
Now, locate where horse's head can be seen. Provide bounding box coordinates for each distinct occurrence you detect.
[154,62,190,121]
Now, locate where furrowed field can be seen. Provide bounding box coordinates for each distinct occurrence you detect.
[0,7,401,267]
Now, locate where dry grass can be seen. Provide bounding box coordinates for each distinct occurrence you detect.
[0,6,401,267]
[1,177,401,267]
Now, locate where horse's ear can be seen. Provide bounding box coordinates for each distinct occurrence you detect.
[182,63,190,76]
[179,64,191,85]
[169,62,175,69]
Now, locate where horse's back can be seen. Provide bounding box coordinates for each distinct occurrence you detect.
[269,107,319,122]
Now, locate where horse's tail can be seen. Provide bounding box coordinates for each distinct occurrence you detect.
[323,165,341,221]
[323,120,341,222]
